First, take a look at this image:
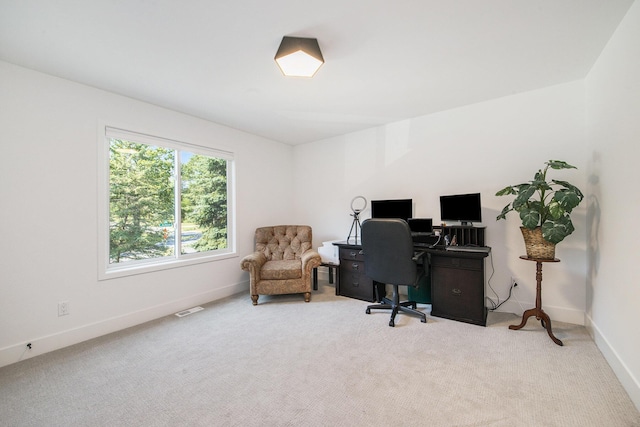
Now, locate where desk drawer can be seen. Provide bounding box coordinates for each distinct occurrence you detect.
[430,255,482,271]
[340,248,365,262]
[340,272,373,299]
[431,263,486,326]
[335,243,381,302]
[342,259,365,275]
[339,260,374,301]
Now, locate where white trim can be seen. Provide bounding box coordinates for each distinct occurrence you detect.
[105,126,234,160]
[100,251,237,281]
[0,281,249,368]
[97,122,236,280]
[586,314,640,411]
[492,299,586,326]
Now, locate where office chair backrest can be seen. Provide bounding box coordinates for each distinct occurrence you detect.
[361,218,417,286]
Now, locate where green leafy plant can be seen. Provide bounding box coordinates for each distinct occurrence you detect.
[496,160,584,244]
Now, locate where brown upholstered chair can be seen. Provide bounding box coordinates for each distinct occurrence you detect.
[240,225,322,305]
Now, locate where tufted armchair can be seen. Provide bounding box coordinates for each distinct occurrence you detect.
[240,225,322,305]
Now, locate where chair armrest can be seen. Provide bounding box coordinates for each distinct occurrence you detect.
[240,251,267,273]
[412,251,429,286]
[301,249,322,273]
[412,250,427,263]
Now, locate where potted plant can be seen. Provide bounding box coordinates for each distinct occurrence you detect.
[496,160,584,259]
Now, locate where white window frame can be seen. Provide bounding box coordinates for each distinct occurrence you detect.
[97,124,236,280]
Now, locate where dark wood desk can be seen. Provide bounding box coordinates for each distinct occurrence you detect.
[333,242,384,302]
[427,248,489,326]
[509,256,563,346]
[334,241,490,326]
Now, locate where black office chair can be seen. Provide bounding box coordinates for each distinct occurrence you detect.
[361,218,428,327]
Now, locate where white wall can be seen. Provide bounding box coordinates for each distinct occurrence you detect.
[585,0,640,409]
[2,5,638,408]
[295,81,588,325]
[0,61,294,367]
[292,4,640,409]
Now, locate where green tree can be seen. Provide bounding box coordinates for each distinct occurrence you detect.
[181,154,227,251]
[109,139,174,263]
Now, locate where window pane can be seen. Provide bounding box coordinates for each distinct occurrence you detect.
[109,139,175,264]
[101,126,235,279]
[180,152,228,254]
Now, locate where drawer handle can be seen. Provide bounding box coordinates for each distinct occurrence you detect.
[452,288,462,296]
[349,251,357,257]
[352,263,359,270]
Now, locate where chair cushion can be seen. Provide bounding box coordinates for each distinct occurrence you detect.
[261,260,302,280]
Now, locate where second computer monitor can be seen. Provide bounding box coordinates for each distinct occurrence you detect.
[370,199,413,222]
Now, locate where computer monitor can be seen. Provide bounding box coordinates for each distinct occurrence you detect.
[408,218,433,233]
[439,193,482,226]
[370,199,413,222]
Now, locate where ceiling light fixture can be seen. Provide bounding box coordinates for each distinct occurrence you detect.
[274,36,324,78]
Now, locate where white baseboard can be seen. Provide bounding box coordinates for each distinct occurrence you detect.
[493,303,639,411]
[0,282,248,369]
[586,314,640,412]
[490,299,585,325]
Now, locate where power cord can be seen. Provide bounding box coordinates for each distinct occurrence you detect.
[19,342,32,361]
[511,286,526,313]
[485,252,516,311]
[429,234,442,248]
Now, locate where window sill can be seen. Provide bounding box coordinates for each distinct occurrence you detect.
[99,251,237,281]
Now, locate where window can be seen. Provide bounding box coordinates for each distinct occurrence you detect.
[98,126,235,279]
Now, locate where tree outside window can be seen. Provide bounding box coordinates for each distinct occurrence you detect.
[105,130,231,272]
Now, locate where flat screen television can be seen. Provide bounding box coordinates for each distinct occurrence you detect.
[439,193,482,226]
[370,199,413,222]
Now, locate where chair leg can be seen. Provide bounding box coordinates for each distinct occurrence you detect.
[251,295,259,305]
[304,292,311,302]
[389,306,399,327]
[365,284,426,326]
[398,305,427,323]
[366,303,391,314]
[366,295,392,313]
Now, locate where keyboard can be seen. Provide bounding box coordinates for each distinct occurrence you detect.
[445,245,491,253]
[413,242,435,248]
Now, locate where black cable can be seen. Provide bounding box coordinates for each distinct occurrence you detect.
[486,251,515,311]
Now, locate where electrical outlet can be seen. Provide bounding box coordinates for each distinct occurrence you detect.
[58,301,70,316]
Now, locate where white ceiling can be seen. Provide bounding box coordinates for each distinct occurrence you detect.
[0,0,634,145]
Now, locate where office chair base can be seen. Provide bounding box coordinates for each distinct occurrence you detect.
[365,286,427,327]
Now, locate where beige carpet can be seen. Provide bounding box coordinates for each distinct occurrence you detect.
[1,281,639,427]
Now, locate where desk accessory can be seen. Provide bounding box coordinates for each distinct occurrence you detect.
[347,196,366,243]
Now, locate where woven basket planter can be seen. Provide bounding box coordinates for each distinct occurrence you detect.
[520,227,556,260]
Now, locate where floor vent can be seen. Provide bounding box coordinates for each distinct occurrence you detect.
[175,306,204,317]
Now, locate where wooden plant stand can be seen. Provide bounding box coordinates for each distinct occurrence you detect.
[509,256,563,346]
